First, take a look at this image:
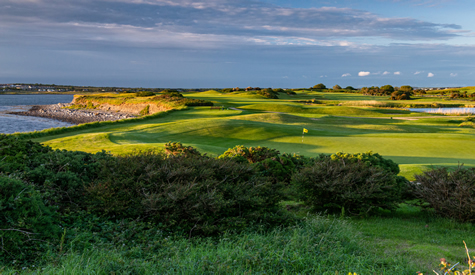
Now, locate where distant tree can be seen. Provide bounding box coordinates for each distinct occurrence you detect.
[380,85,395,94]
[399,85,414,93]
[333,85,342,90]
[313,83,326,89]
[345,86,355,90]
[221,88,233,93]
[391,90,412,100]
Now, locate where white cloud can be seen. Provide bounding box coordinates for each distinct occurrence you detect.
[450,73,458,77]
[342,73,351,77]
[358,71,371,76]
[382,71,390,75]
[394,71,401,75]
[320,75,327,78]
[428,72,435,77]
[414,71,423,75]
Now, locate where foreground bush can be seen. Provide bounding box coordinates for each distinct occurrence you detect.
[0,175,59,264]
[292,156,405,215]
[219,145,313,184]
[86,152,291,235]
[413,166,475,222]
[0,134,112,213]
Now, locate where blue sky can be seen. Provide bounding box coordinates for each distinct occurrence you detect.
[1,0,474,88]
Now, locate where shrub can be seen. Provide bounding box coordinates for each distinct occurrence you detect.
[292,156,405,216]
[21,149,111,213]
[412,165,475,222]
[0,134,52,173]
[86,152,290,235]
[219,145,280,164]
[330,151,400,174]
[257,88,279,99]
[164,141,201,157]
[219,146,314,185]
[135,91,155,97]
[0,175,59,264]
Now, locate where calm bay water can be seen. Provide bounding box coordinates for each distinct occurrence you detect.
[409,107,475,115]
[0,94,75,134]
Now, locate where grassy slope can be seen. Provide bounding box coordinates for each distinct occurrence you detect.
[34,90,475,180]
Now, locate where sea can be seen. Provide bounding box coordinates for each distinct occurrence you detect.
[0,94,75,134]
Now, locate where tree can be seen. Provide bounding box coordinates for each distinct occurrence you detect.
[399,85,414,93]
[333,85,342,90]
[345,86,355,90]
[380,85,395,94]
[313,83,326,89]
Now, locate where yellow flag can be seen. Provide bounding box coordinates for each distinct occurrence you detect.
[303,128,308,134]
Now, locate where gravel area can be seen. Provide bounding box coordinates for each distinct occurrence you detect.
[9,103,136,125]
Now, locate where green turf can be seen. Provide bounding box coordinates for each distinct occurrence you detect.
[31,91,475,179]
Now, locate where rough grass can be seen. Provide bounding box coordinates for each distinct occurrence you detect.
[3,216,418,274]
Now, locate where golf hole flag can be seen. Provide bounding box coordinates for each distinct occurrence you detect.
[302,128,308,142]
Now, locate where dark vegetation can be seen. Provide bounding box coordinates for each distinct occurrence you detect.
[1,135,475,272]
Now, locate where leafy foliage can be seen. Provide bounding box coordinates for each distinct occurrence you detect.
[86,152,291,235]
[219,145,280,164]
[135,91,155,97]
[0,134,112,213]
[313,83,326,89]
[412,165,475,222]
[330,151,400,175]
[256,88,279,99]
[292,155,405,215]
[0,175,59,264]
[164,141,201,157]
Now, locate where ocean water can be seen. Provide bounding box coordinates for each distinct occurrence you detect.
[0,94,75,134]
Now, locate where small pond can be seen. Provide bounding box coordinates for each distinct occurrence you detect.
[409,107,475,115]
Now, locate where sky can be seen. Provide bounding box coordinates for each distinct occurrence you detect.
[1,0,474,88]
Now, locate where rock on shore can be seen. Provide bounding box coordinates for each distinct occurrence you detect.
[9,103,136,125]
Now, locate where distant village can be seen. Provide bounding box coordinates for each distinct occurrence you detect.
[0,83,463,93]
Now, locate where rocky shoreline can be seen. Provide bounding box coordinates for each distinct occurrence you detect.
[9,103,136,125]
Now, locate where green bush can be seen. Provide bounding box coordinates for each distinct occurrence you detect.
[219,145,280,164]
[22,149,112,213]
[292,156,405,216]
[135,91,155,97]
[0,134,52,173]
[0,175,59,264]
[86,152,290,235]
[412,166,475,222]
[330,151,400,174]
[219,146,314,186]
[164,141,201,157]
[0,136,112,213]
[257,88,279,99]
